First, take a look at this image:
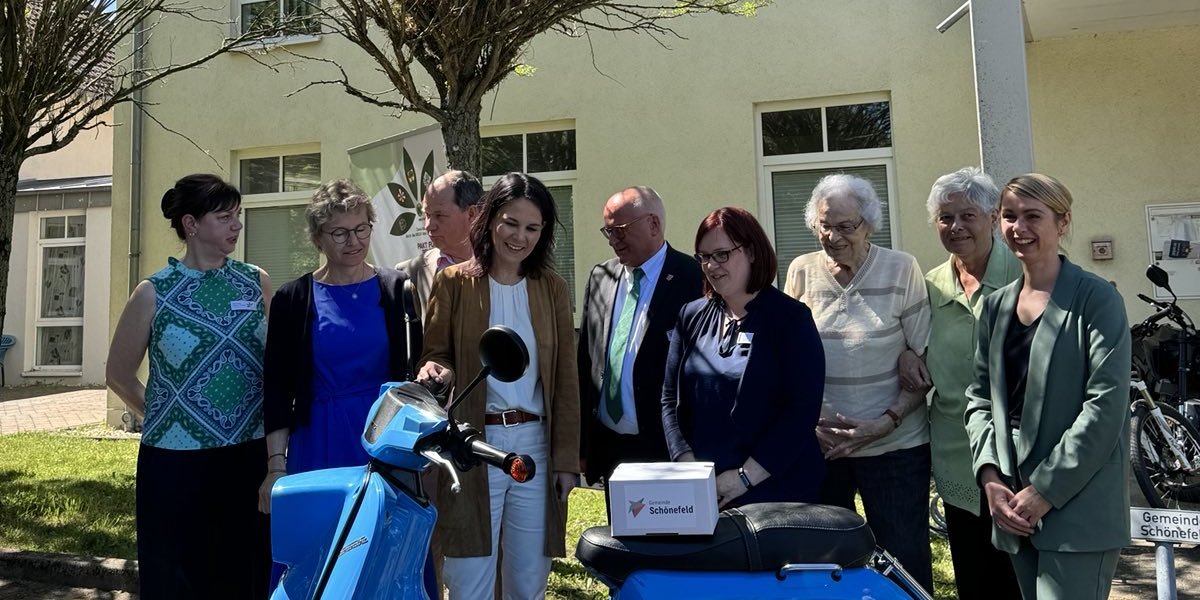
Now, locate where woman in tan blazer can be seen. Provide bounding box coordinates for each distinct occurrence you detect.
[418,172,580,600]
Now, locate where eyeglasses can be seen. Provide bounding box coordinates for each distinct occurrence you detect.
[600,214,653,240]
[814,218,865,236]
[694,245,743,265]
[323,223,373,245]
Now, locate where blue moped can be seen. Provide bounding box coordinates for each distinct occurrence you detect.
[268,326,535,599]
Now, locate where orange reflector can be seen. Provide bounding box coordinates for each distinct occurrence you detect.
[510,458,530,482]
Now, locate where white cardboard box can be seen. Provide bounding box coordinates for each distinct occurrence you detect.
[607,462,719,536]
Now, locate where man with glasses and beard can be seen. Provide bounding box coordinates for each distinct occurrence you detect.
[578,187,703,490]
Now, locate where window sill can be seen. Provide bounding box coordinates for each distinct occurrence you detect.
[22,369,83,378]
[233,33,321,53]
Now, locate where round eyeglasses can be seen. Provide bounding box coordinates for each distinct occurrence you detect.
[323,223,373,245]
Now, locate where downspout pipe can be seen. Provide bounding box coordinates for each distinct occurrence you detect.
[128,20,143,297]
[122,20,145,432]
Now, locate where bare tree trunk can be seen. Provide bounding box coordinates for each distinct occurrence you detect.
[441,103,482,177]
[0,154,18,339]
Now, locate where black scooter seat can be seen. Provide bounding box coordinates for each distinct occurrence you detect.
[575,502,875,585]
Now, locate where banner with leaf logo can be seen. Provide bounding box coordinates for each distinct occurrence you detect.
[347,123,447,268]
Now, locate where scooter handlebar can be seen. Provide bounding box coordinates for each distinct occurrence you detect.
[465,435,537,483]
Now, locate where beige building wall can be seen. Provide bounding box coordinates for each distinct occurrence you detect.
[1025,25,1200,320]
[19,110,116,181]
[108,3,1199,420]
[6,109,114,388]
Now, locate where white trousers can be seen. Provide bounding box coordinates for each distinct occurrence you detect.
[443,421,552,600]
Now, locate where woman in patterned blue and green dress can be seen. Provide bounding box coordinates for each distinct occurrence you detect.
[108,174,272,599]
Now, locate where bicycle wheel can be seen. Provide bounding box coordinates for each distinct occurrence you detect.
[928,492,948,539]
[1131,403,1200,508]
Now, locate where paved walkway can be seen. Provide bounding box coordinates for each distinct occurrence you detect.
[0,389,107,434]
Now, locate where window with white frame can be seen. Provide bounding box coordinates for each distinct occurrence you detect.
[757,97,895,286]
[239,149,322,284]
[238,0,320,37]
[481,128,578,308]
[36,214,86,368]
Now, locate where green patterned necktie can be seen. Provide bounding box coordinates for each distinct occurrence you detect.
[606,267,644,423]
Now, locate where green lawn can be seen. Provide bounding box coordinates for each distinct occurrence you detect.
[0,432,955,599]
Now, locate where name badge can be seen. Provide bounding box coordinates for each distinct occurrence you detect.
[736,332,753,346]
[230,300,257,311]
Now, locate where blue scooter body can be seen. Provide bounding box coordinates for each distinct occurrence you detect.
[616,569,917,600]
[269,382,445,600]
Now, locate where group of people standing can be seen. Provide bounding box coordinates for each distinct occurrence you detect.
[107,162,1130,600]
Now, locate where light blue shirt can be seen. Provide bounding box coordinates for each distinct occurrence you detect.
[602,242,668,434]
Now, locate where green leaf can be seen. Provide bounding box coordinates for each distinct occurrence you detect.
[391,212,416,236]
[513,64,538,77]
[403,147,418,199]
[419,151,436,211]
[388,182,414,209]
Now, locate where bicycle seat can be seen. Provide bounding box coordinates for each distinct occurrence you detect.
[575,502,875,585]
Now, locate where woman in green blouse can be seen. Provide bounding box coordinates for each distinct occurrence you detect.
[901,167,1021,599]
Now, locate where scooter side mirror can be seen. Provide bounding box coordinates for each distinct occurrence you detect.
[444,326,530,425]
[479,326,529,383]
[1148,264,1173,293]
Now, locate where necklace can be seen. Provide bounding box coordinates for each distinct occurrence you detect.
[322,263,373,299]
[349,263,374,299]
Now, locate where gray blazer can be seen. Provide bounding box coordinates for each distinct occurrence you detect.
[965,257,1131,553]
[396,248,442,324]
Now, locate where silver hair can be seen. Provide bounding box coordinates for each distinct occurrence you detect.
[925,166,1000,223]
[306,179,376,245]
[803,173,883,233]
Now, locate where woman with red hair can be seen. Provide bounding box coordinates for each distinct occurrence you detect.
[661,206,825,508]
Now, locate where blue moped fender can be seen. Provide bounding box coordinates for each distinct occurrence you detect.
[324,472,435,599]
[272,466,369,598]
[615,568,915,600]
[272,469,435,599]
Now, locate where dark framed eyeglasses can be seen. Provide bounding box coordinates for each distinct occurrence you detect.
[600,214,653,240]
[814,218,865,236]
[694,245,743,265]
[323,223,373,244]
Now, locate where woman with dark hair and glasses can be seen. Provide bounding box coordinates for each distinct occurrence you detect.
[661,206,825,508]
[417,172,579,600]
[258,179,429,592]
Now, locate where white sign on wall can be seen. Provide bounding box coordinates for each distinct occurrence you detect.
[1146,202,1200,300]
[1131,507,1200,544]
[347,124,448,268]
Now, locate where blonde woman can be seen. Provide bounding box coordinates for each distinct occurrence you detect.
[965,174,1131,599]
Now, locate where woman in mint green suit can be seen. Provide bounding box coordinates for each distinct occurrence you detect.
[965,173,1131,599]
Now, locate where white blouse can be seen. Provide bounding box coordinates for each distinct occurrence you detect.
[485,277,544,415]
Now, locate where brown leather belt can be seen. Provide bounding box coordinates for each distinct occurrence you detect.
[484,409,544,427]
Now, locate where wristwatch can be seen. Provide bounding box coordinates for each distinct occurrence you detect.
[738,467,753,490]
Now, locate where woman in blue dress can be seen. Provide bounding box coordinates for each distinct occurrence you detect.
[661,206,826,508]
[259,179,426,590]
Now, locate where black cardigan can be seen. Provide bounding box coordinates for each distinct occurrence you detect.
[262,267,422,433]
